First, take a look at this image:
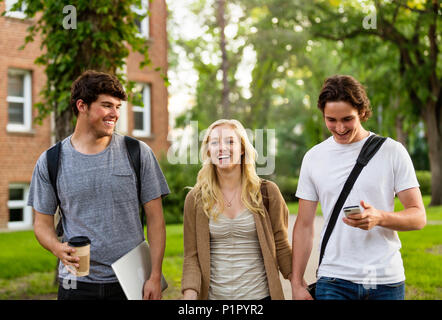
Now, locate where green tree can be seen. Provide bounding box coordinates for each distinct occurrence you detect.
[2,0,157,141]
[173,0,250,130]
[171,0,437,194]
[237,0,441,205]
[291,0,441,205]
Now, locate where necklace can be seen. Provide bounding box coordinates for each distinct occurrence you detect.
[222,186,239,208]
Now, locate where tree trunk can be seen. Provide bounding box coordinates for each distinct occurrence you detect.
[52,105,74,285]
[395,115,407,148]
[55,105,75,142]
[389,96,407,147]
[217,0,230,119]
[422,100,442,206]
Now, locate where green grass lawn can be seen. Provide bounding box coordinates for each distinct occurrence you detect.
[0,231,56,279]
[0,196,440,300]
[399,225,442,299]
[395,195,442,221]
[162,224,184,300]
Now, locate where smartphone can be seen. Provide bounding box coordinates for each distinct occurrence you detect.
[343,205,361,218]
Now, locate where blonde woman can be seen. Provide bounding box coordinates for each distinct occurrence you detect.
[181,119,292,300]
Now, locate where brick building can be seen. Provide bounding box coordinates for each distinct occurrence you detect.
[0,0,169,230]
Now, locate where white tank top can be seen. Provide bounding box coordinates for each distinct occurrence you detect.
[208,209,270,300]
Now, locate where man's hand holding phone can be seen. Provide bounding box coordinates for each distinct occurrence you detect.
[343,205,361,217]
[343,200,384,231]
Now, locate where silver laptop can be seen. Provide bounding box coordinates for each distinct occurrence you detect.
[111,241,168,300]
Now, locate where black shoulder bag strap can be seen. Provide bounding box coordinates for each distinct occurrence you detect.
[46,141,64,237]
[124,135,146,229]
[318,134,387,268]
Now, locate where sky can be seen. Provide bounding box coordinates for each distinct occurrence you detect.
[166,0,200,126]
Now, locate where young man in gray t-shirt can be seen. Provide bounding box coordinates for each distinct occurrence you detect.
[28,70,170,300]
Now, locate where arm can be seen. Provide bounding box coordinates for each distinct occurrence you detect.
[142,197,166,300]
[182,192,201,300]
[343,187,426,231]
[291,199,318,300]
[33,210,79,270]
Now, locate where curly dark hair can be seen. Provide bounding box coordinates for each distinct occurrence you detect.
[317,75,372,122]
[70,70,127,116]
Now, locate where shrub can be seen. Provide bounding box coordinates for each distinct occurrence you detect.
[416,171,431,196]
[272,176,298,202]
[159,159,201,224]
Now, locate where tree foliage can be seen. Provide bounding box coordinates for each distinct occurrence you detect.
[170,0,440,202]
[2,0,156,141]
[265,0,442,205]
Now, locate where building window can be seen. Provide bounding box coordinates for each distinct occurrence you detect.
[116,100,128,135]
[7,69,32,132]
[8,184,32,229]
[5,0,27,19]
[132,83,151,137]
[132,0,149,38]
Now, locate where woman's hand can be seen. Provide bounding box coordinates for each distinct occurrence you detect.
[183,289,198,300]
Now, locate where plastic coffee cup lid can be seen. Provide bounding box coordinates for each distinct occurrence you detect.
[68,236,91,247]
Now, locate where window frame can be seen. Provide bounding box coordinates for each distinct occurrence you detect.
[8,184,32,230]
[4,0,27,19]
[115,100,128,135]
[7,69,32,133]
[132,0,150,39]
[132,83,152,138]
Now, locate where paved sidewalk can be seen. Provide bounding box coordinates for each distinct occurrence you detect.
[279,214,324,299]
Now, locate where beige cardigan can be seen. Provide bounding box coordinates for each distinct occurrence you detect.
[181,180,292,300]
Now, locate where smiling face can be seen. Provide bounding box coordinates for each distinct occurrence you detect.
[207,124,244,170]
[323,101,367,144]
[77,94,121,138]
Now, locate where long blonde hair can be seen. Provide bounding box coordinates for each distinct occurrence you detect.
[193,119,265,219]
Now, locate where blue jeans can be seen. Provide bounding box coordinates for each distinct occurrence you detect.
[316,277,405,300]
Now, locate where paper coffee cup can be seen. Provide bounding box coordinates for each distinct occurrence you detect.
[68,236,91,277]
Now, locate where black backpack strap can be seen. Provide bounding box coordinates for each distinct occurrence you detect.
[46,141,64,237]
[124,136,145,228]
[318,134,387,267]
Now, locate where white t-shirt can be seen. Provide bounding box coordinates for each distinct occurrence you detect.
[296,133,419,284]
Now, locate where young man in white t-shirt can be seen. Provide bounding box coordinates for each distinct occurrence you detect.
[291,75,426,300]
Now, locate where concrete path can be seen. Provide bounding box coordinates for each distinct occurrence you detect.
[279,215,324,299]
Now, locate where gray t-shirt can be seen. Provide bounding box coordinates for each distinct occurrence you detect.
[27,133,170,283]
